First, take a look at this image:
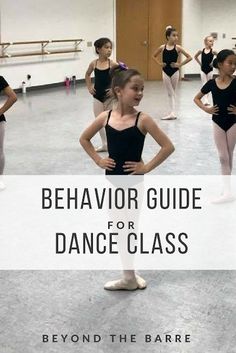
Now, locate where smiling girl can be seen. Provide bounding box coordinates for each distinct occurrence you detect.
[80,65,174,290]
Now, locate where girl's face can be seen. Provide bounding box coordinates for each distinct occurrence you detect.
[168,31,178,44]
[219,54,236,75]
[117,75,144,106]
[97,42,112,58]
[205,36,214,48]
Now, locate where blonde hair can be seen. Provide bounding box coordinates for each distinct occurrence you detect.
[204,35,214,45]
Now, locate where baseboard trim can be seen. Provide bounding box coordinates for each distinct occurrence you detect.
[183,73,217,80]
[14,78,86,93]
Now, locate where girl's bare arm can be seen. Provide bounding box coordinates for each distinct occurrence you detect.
[0,86,17,116]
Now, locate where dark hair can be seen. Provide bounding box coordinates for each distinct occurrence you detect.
[94,37,112,54]
[213,49,235,69]
[110,65,141,98]
[165,26,177,39]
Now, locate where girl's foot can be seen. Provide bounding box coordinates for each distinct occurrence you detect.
[95,145,108,152]
[211,194,236,204]
[0,181,6,191]
[136,275,147,289]
[104,275,147,291]
[161,114,177,120]
[104,278,138,291]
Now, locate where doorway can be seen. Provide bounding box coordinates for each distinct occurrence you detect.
[116,0,182,80]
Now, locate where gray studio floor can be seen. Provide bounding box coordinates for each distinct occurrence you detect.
[1,80,236,353]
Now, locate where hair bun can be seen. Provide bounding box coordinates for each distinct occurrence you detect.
[110,62,128,79]
[118,61,128,70]
[166,25,172,30]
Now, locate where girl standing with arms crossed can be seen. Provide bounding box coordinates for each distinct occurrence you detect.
[0,76,17,190]
[152,26,192,120]
[80,65,174,290]
[194,36,217,106]
[85,37,118,152]
[194,50,236,201]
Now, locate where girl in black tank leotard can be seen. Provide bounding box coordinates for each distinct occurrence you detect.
[194,36,217,106]
[105,110,145,175]
[0,76,17,190]
[162,45,179,77]
[194,50,236,201]
[93,59,111,103]
[85,38,118,152]
[80,66,174,290]
[152,26,192,120]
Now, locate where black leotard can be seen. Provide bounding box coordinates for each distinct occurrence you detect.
[201,49,214,75]
[105,110,145,175]
[93,60,111,103]
[201,78,236,131]
[0,76,9,122]
[162,45,179,77]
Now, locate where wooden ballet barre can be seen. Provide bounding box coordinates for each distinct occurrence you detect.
[51,39,83,43]
[0,49,82,59]
[0,39,83,46]
[0,38,83,58]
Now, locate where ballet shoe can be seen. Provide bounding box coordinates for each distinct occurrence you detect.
[95,145,108,153]
[104,278,138,291]
[136,275,147,289]
[161,114,177,120]
[211,194,236,204]
[0,181,6,191]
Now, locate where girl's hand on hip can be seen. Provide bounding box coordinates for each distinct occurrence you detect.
[227,105,236,115]
[123,161,147,174]
[204,105,219,115]
[88,85,96,95]
[98,158,116,171]
[170,62,180,68]
[105,88,113,98]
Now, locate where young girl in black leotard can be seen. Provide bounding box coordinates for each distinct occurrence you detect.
[85,38,118,152]
[194,36,217,106]
[194,50,236,201]
[0,76,17,190]
[152,26,192,120]
[80,65,174,290]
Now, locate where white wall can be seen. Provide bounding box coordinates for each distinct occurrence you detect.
[182,0,236,75]
[201,0,236,52]
[0,0,115,89]
[1,0,235,85]
[182,0,202,76]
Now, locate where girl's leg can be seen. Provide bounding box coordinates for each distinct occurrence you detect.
[203,71,214,105]
[226,123,236,173]
[104,181,146,291]
[0,122,5,175]
[212,122,235,202]
[93,98,107,152]
[200,71,211,105]
[162,71,179,119]
[213,122,231,175]
[169,70,179,117]
[0,122,6,190]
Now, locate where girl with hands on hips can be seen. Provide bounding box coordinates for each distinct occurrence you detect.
[194,49,236,201]
[80,65,175,175]
[85,37,118,152]
[152,25,192,120]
